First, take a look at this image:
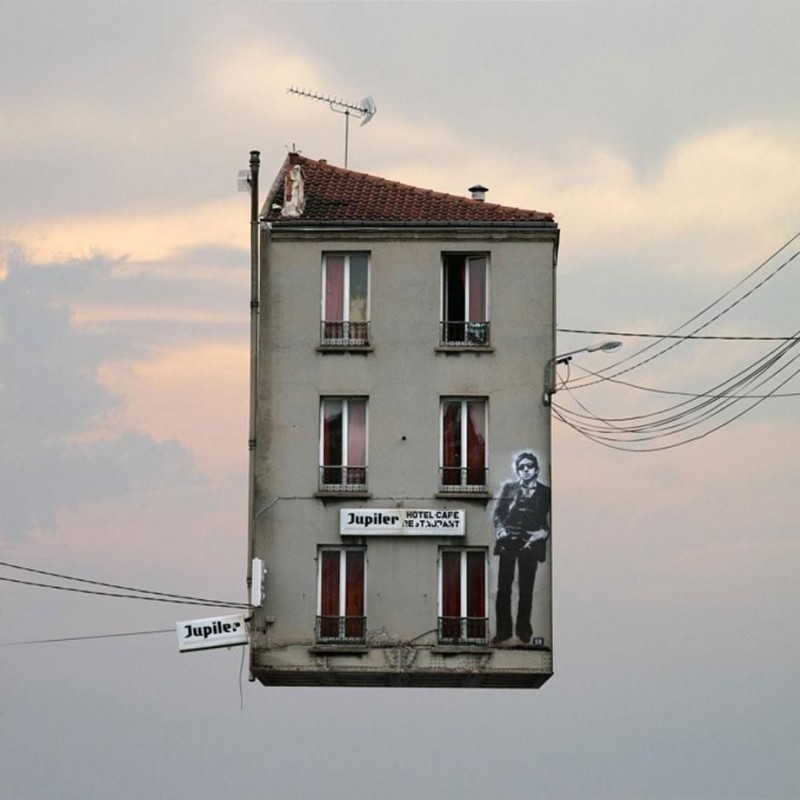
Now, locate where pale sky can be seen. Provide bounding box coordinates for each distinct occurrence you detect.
[1,3,799,799]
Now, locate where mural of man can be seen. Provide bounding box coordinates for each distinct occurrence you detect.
[492,451,551,644]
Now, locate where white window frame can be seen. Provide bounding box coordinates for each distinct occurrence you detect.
[437,548,488,643]
[438,397,488,491]
[321,252,371,345]
[316,546,367,642]
[319,396,369,491]
[440,253,490,346]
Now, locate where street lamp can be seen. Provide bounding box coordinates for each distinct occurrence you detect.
[543,340,622,405]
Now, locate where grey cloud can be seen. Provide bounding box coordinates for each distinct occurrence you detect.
[0,433,196,539]
[0,246,128,439]
[1,242,248,349]
[0,244,201,540]
[80,244,249,348]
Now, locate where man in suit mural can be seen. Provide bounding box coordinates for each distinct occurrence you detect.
[492,451,551,645]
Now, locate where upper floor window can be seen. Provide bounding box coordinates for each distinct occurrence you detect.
[441,254,490,347]
[321,253,370,347]
[317,547,366,643]
[319,397,368,492]
[439,398,487,493]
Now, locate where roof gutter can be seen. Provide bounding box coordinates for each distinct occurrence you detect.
[263,219,558,232]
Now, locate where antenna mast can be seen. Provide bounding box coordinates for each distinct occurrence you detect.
[287,86,377,168]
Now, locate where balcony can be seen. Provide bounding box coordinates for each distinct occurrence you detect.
[320,320,371,348]
[438,466,488,494]
[439,321,490,348]
[316,615,366,644]
[319,465,368,493]
[438,616,488,645]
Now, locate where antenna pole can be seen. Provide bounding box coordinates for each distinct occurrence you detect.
[344,110,350,168]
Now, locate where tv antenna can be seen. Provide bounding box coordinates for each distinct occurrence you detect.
[287,86,377,168]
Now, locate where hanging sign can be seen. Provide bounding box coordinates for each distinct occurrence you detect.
[176,613,248,652]
[340,508,465,536]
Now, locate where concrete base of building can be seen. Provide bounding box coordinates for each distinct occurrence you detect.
[251,644,553,688]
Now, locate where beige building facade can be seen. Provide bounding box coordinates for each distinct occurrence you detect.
[248,154,559,687]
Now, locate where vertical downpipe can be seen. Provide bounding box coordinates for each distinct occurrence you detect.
[246,150,260,680]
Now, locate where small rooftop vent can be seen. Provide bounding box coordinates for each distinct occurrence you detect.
[469,184,488,202]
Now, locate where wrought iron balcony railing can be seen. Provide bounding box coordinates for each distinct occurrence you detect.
[438,616,488,644]
[319,465,368,493]
[321,320,371,347]
[439,321,490,348]
[438,466,488,493]
[316,615,367,643]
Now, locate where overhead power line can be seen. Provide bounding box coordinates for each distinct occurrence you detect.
[0,560,248,609]
[0,575,249,608]
[548,227,800,451]
[564,364,800,400]
[558,328,797,342]
[553,363,798,452]
[551,332,800,451]
[565,231,800,390]
[0,628,175,647]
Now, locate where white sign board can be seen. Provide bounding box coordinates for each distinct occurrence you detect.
[340,508,465,536]
[176,613,248,653]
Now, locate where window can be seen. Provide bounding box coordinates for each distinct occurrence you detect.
[319,397,368,492]
[439,549,487,643]
[317,547,366,642]
[441,253,489,347]
[439,398,487,492]
[321,253,370,346]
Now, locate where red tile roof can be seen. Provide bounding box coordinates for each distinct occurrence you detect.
[263,153,554,224]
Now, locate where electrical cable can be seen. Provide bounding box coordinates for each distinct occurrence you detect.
[559,360,800,401]
[556,333,800,429]
[0,575,249,608]
[558,328,797,341]
[564,232,800,389]
[549,319,800,449]
[562,358,800,442]
[0,628,174,647]
[553,361,799,451]
[556,350,798,437]
[568,246,799,389]
[552,354,800,450]
[0,559,246,609]
[548,228,800,450]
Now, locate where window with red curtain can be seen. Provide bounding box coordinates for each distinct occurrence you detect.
[466,399,486,486]
[319,550,341,639]
[441,254,489,346]
[466,550,487,640]
[440,398,486,489]
[439,549,487,642]
[322,253,369,344]
[324,255,346,323]
[466,256,487,323]
[440,550,462,639]
[320,397,367,487]
[344,550,365,639]
[441,400,462,486]
[318,548,365,641]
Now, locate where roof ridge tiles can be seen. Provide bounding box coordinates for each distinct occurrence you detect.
[267,153,555,224]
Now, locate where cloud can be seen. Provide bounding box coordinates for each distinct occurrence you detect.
[10,197,250,264]
[530,125,800,277]
[0,243,201,540]
[100,342,248,480]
